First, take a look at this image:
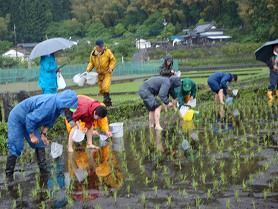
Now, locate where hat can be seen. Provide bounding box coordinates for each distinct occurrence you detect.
[182,82,191,92]
[95,39,104,47]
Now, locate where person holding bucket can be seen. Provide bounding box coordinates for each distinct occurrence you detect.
[65,95,112,153]
[138,76,181,130]
[5,90,78,202]
[86,39,116,107]
[207,72,238,105]
[175,78,197,108]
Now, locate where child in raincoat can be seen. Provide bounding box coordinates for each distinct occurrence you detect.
[266,45,278,101]
[65,95,112,152]
[39,53,61,94]
[86,40,116,107]
[175,78,197,107]
[207,72,238,105]
[5,90,78,200]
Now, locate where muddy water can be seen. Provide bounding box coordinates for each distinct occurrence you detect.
[0,99,277,209]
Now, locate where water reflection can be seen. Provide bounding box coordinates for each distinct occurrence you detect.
[67,143,124,201]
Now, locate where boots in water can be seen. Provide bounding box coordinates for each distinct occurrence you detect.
[5,155,19,199]
[103,93,112,107]
[267,90,273,101]
[35,148,50,201]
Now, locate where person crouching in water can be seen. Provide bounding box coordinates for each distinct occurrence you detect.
[65,95,112,153]
[139,76,181,130]
[266,45,278,101]
[207,72,238,105]
[5,90,78,199]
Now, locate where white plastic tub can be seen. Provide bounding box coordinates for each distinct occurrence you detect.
[85,72,98,85]
[72,128,85,142]
[73,73,86,86]
[109,122,124,138]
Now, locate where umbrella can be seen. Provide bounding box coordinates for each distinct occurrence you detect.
[255,39,278,63]
[29,37,76,60]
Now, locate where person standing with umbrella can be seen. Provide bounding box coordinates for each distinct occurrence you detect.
[86,40,116,107]
[255,40,278,101]
[266,45,278,100]
[38,53,61,94]
[29,38,76,94]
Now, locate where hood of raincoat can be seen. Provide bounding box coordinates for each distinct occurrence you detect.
[163,55,173,69]
[72,95,102,128]
[56,90,78,110]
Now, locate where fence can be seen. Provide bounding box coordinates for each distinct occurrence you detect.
[0,60,179,84]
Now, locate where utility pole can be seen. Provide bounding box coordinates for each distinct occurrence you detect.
[13,24,17,58]
[163,19,167,55]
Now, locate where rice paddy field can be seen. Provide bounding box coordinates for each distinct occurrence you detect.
[0,67,277,209]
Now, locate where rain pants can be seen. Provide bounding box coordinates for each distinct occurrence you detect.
[39,54,58,94]
[139,76,181,111]
[86,48,116,94]
[207,72,233,95]
[7,90,78,157]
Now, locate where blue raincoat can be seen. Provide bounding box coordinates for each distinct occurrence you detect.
[39,54,58,94]
[7,90,78,157]
[207,72,233,95]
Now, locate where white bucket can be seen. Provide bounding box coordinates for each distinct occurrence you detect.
[73,73,86,86]
[109,122,124,138]
[85,72,98,85]
[72,129,85,143]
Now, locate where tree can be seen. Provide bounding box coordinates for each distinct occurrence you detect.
[0,16,9,39]
[46,19,84,38]
[114,23,126,36]
[8,0,52,42]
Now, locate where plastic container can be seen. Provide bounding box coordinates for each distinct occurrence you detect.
[225,96,233,105]
[73,73,86,86]
[109,122,124,138]
[72,129,85,143]
[85,72,98,85]
[186,98,197,108]
[50,142,63,159]
[232,89,238,96]
[183,109,195,121]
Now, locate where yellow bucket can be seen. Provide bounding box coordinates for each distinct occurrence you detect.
[183,109,195,121]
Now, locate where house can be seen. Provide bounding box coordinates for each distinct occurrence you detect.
[183,23,231,45]
[2,49,25,60]
[135,39,151,49]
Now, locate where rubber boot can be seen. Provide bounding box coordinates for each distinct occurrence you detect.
[103,93,112,107]
[5,155,19,199]
[276,90,278,97]
[35,148,49,202]
[267,90,273,101]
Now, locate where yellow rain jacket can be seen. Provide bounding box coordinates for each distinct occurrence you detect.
[86,47,116,94]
